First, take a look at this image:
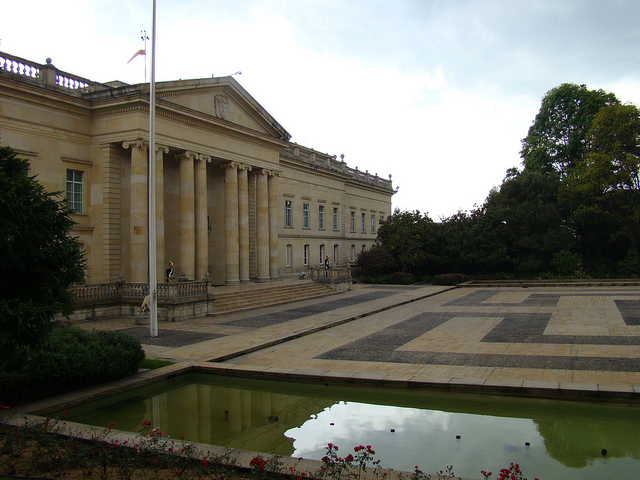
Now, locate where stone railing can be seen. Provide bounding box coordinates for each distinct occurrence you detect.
[0,50,95,92]
[72,280,211,303]
[66,280,213,322]
[281,145,394,192]
[306,265,352,292]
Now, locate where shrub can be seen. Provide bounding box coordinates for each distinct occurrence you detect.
[356,246,399,277]
[0,326,145,406]
[430,273,469,285]
[550,250,582,277]
[617,249,640,277]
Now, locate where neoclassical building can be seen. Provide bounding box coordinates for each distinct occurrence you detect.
[0,51,395,286]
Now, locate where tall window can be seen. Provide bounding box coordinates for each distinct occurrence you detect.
[319,244,325,264]
[333,244,339,264]
[66,169,83,213]
[361,213,366,233]
[285,200,292,227]
[351,245,356,262]
[350,211,355,233]
[303,244,309,265]
[303,203,309,228]
[371,214,376,234]
[333,207,339,230]
[286,244,292,266]
[318,205,324,229]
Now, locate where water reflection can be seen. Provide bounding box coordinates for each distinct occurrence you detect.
[61,374,640,479]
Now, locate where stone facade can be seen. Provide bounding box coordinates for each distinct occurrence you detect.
[0,51,395,287]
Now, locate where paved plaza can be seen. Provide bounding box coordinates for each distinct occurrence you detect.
[84,283,640,397]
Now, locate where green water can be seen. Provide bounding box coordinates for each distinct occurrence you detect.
[60,373,640,479]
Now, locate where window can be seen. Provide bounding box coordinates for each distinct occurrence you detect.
[318,205,324,229]
[285,200,292,227]
[319,244,325,264]
[350,211,355,233]
[333,244,339,264]
[351,245,356,262]
[333,207,339,230]
[286,244,292,266]
[66,169,83,213]
[361,213,366,233]
[303,244,309,265]
[303,203,309,228]
[371,214,376,234]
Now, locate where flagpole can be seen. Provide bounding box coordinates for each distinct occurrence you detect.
[148,0,158,337]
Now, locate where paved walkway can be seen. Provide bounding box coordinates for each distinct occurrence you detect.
[80,283,640,398]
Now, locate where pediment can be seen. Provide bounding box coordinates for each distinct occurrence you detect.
[156,77,290,141]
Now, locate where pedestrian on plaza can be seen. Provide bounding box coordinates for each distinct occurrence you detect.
[324,256,330,269]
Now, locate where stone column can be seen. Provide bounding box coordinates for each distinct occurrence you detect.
[195,155,209,280]
[178,151,197,280]
[256,169,270,282]
[101,144,122,283]
[268,171,280,280]
[124,139,148,283]
[155,145,169,282]
[224,162,240,285]
[238,164,251,283]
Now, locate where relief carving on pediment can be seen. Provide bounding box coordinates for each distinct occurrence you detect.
[214,94,230,120]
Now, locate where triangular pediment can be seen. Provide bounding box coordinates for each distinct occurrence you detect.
[155,77,290,141]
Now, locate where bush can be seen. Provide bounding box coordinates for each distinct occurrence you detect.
[617,249,640,277]
[430,273,469,285]
[356,246,399,277]
[0,326,145,406]
[550,250,582,277]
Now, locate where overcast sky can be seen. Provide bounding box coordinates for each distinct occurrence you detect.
[3,0,640,219]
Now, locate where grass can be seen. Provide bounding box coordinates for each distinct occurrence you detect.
[140,358,175,370]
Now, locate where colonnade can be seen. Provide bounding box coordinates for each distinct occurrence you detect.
[120,140,280,285]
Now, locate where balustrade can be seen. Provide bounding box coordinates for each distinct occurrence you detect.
[281,144,393,191]
[1,50,93,91]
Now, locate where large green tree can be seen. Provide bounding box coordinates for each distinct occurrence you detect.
[484,168,574,275]
[562,104,640,273]
[521,83,619,177]
[0,147,86,350]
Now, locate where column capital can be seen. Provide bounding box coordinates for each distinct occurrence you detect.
[122,138,148,150]
[238,163,252,172]
[198,154,212,163]
[222,161,241,170]
[269,169,283,178]
[155,144,170,154]
[176,150,199,161]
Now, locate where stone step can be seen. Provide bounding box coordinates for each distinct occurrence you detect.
[210,281,335,316]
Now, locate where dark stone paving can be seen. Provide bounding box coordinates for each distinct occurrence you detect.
[118,327,223,348]
[222,291,396,328]
[316,306,640,372]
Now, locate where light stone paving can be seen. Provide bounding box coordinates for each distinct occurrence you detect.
[78,283,640,398]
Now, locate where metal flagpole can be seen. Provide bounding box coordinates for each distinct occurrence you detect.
[148,0,158,337]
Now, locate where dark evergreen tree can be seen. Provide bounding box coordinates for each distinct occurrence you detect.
[0,147,86,350]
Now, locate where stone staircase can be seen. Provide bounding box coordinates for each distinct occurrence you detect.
[209,280,337,316]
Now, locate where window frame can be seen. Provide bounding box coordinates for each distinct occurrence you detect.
[66,169,84,213]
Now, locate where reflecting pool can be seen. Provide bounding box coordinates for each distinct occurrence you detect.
[60,374,640,480]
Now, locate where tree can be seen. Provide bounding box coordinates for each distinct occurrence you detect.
[562,104,640,273]
[376,210,437,274]
[521,83,619,177]
[0,147,86,350]
[483,168,574,275]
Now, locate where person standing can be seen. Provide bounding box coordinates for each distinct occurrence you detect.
[324,256,330,269]
[166,261,174,282]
